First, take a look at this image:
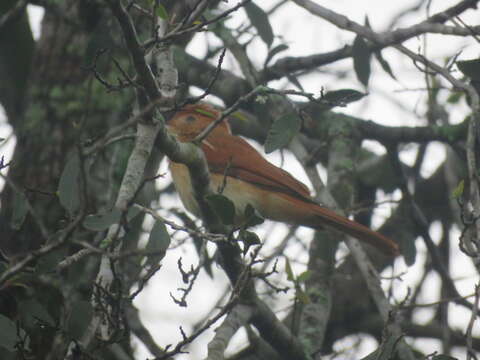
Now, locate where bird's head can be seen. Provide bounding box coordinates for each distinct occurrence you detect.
[167,103,231,142]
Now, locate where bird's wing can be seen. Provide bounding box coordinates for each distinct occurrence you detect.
[201,134,314,203]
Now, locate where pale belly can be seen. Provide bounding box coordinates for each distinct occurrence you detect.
[169,162,313,226]
[170,162,265,224]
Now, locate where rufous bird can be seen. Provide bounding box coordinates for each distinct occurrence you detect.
[168,104,399,256]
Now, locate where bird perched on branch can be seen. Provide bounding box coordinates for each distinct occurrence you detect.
[167,103,399,256]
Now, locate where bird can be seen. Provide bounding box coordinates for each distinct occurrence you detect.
[167,103,399,256]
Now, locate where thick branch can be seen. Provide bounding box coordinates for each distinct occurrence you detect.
[358,118,467,144]
[107,0,160,98]
[290,0,478,46]
[262,0,479,81]
[204,304,253,360]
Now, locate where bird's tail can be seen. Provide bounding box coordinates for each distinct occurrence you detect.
[309,204,399,256]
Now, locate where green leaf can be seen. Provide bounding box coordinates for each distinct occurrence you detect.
[0,314,17,351]
[457,58,480,80]
[296,287,311,304]
[244,2,274,47]
[230,111,248,123]
[58,155,81,215]
[206,194,236,225]
[147,0,168,19]
[83,208,121,231]
[447,91,463,104]
[155,4,168,19]
[10,189,28,230]
[66,300,93,339]
[126,206,141,222]
[352,35,372,87]
[322,89,366,106]
[83,206,140,231]
[452,179,464,199]
[285,257,295,282]
[145,220,170,265]
[264,112,301,153]
[296,270,311,283]
[243,204,264,228]
[264,44,288,66]
[194,107,216,118]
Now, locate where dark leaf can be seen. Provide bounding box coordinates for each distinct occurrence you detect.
[35,246,68,273]
[352,35,372,87]
[0,314,17,351]
[83,208,121,231]
[264,112,301,153]
[0,348,15,359]
[360,335,399,360]
[243,204,264,228]
[145,220,170,265]
[240,230,260,246]
[432,355,459,360]
[322,89,366,106]
[58,155,81,215]
[364,15,372,29]
[400,234,416,267]
[83,22,113,67]
[374,50,396,80]
[206,194,236,225]
[18,299,55,328]
[244,2,274,47]
[457,58,480,80]
[83,206,140,231]
[264,44,288,66]
[66,300,93,339]
[285,257,295,282]
[126,206,141,222]
[286,73,304,91]
[10,189,28,230]
[239,229,260,255]
[363,16,395,80]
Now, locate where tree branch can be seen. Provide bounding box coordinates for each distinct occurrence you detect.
[204,304,253,360]
[262,0,479,82]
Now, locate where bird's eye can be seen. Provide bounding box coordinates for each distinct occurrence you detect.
[185,116,196,123]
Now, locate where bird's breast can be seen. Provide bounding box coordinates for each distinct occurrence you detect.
[169,162,203,217]
[170,161,273,225]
